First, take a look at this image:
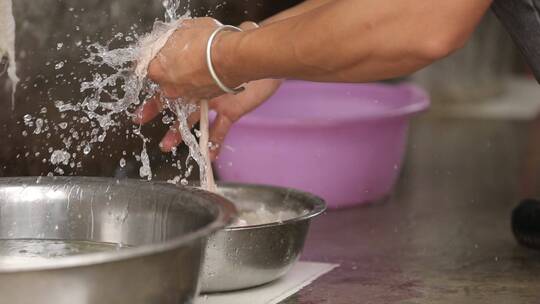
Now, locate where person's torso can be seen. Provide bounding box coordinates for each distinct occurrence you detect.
[492,0,540,81]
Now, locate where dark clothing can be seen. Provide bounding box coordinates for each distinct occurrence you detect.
[492,0,540,82]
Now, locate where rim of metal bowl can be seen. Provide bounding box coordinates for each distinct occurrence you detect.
[214,182,327,231]
[0,176,236,273]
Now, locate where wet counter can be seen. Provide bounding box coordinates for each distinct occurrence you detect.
[285,116,540,303]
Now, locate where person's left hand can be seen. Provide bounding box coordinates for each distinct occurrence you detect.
[133,77,282,160]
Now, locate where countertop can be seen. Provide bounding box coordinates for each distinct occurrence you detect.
[284,116,540,303]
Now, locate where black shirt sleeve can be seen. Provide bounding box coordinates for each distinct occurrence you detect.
[492,0,540,82]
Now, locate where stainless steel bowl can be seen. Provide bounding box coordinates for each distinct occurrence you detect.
[0,177,235,304]
[200,183,326,292]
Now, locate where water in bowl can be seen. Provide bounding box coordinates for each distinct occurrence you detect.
[0,239,129,267]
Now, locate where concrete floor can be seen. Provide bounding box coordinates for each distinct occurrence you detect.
[284,117,540,303]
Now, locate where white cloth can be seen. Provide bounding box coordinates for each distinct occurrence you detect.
[198,261,339,304]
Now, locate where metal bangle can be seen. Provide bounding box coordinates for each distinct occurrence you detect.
[206,25,245,95]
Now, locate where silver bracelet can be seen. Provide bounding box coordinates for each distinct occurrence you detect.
[206,25,245,95]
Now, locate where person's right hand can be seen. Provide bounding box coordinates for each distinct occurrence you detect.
[145,16,252,101]
[133,21,282,160]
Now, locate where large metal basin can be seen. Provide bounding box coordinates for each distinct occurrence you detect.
[0,176,235,304]
[200,183,326,292]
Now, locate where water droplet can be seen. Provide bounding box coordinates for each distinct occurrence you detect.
[55,61,65,70]
[23,114,32,123]
[162,115,173,124]
[34,118,44,134]
[50,150,71,165]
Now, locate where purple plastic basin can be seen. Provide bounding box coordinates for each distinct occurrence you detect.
[214,81,430,209]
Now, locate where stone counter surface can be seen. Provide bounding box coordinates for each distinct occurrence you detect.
[284,118,540,303]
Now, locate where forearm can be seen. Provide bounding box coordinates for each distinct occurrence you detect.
[260,0,334,25]
[216,0,492,85]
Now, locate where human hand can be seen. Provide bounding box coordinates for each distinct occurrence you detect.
[134,77,282,160]
[135,21,282,160]
[146,17,244,101]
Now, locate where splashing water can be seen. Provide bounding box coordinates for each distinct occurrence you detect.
[21,1,216,189]
[170,101,213,190]
[0,0,19,108]
[74,17,186,181]
[163,0,183,23]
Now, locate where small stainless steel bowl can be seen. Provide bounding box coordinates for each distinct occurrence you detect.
[200,183,326,292]
[0,177,235,304]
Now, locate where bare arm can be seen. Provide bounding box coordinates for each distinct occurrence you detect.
[143,0,493,155]
[215,0,493,86]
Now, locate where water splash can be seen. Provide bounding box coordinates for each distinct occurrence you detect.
[21,1,215,187]
[171,101,211,189]
[163,0,182,22]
